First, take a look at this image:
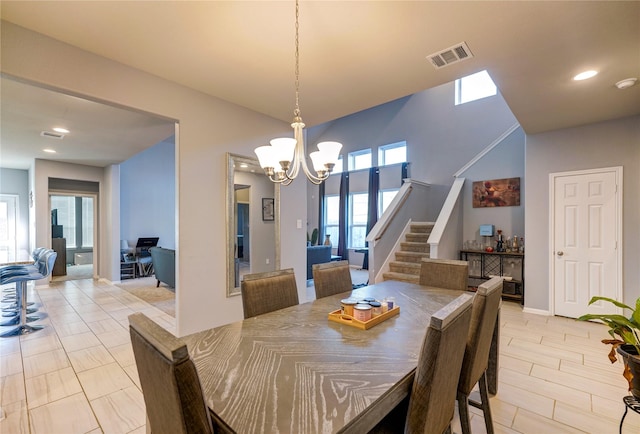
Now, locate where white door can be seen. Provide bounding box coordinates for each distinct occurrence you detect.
[551,167,622,318]
[0,195,18,262]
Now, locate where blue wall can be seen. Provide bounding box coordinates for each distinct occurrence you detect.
[120,138,175,250]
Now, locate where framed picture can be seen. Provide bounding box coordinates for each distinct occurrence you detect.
[472,177,521,208]
[262,198,275,221]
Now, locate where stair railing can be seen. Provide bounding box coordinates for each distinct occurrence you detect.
[427,177,465,259]
[366,179,432,283]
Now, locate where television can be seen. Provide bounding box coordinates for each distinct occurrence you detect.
[136,237,159,257]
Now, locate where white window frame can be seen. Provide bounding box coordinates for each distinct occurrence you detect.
[378,142,407,166]
[455,70,497,105]
[347,149,372,171]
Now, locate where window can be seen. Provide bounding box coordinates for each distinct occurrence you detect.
[51,196,76,247]
[455,70,497,105]
[349,193,368,248]
[378,142,406,166]
[81,197,94,248]
[379,189,399,216]
[324,195,340,246]
[348,149,372,171]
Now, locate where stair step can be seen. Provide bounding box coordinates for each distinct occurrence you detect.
[382,271,420,284]
[405,233,430,243]
[389,261,421,275]
[395,251,431,263]
[409,222,434,234]
[400,242,430,253]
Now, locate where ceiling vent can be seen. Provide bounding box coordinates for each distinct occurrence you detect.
[427,42,473,69]
[40,131,65,139]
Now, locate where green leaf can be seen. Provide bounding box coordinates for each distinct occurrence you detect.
[587,296,633,311]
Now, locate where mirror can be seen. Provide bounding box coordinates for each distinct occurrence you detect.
[226,153,280,297]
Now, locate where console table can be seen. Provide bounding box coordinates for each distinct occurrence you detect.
[459,250,524,304]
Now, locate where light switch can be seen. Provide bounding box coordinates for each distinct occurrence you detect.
[296,219,302,229]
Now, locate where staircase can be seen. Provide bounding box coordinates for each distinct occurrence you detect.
[382,222,434,283]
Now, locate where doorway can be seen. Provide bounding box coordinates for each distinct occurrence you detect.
[50,192,98,281]
[0,194,19,262]
[550,167,622,318]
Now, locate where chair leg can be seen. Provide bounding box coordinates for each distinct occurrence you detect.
[457,391,472,434]
[156,280,160,288]
[478,372,495,434]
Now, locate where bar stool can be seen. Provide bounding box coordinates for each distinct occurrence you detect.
[1,248,47,319]
[0,250,56,338]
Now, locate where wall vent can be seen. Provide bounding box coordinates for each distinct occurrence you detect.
[40,131,65,139]
[427,42,473,69]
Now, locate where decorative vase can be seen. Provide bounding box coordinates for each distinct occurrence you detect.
[617,344,640,399]
[324,234,332,247]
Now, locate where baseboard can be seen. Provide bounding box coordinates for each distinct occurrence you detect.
[522,306,551,316]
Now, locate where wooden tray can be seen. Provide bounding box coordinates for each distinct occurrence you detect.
[328,306,400,330]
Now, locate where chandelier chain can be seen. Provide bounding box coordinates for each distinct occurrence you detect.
[294,0,301,119]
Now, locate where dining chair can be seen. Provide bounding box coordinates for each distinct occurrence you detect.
[456,276,503,434]
[419,258,468,291]
[312,260,353,299]
[129,313,214,434]
[241,268,299,319]
[371,292,473,434]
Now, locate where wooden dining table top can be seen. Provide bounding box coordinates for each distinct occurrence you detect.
[182,280,467,434]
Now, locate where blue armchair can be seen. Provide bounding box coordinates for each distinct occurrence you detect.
[149,247,175,288]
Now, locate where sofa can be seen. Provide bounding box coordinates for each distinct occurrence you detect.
[306,245,332,280]
[149,247,175,288]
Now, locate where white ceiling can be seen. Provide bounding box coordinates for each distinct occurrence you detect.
[1,1,639,170]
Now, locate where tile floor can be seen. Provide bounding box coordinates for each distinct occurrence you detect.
[1,277,639,433]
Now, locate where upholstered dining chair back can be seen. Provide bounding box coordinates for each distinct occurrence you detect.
[456,276,503,434]
[404,293,473,434]
[312,260,353,299]
[129,313,214,434]
[241,268,299,319]
[419,258,468,291]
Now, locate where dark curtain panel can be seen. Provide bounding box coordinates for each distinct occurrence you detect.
[337,172,349,261]
[366,167,380,241]
[401,162,410,184]
[318,181,325,244]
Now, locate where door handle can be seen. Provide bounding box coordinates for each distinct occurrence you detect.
[557,251,564,256]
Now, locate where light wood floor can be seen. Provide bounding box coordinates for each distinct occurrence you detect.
[1,277,639,433]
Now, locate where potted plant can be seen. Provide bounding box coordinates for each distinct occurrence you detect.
[578,296,640,398]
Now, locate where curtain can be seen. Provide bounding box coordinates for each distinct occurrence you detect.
[317,181,325,245]
[366,167,380,242]
[337,172,349,261]
[401,162,410,184]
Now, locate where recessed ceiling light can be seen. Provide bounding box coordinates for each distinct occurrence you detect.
[53,127,70,134]
[573,70,598,81]
[615,78,637,89]
[43,149,57,153]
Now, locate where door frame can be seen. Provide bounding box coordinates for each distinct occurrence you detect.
[548,166,623,316]
[49,190,99,279]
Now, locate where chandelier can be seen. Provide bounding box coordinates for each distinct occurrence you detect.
[254,0,342,185]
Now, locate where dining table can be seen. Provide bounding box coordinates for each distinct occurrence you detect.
[182,280,499,434]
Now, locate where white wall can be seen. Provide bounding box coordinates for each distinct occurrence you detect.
[2,21,301,335]
[120,139,176,250]
[306,81,522,266]
[459,127,525,245]
[525,115,640,311]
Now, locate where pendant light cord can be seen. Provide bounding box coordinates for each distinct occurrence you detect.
[293,0,301,122]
